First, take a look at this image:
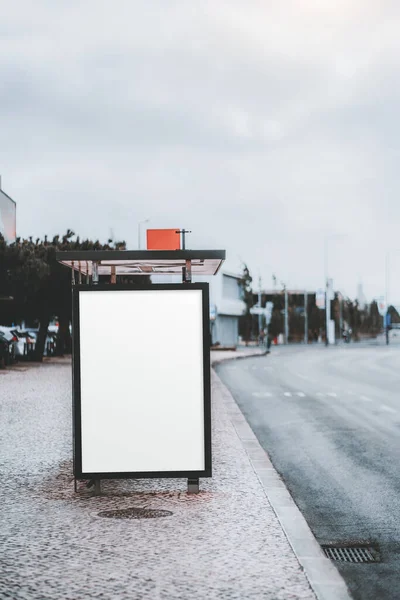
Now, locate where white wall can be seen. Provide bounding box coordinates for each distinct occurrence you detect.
[0,189,16,243]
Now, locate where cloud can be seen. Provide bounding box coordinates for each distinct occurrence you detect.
[1,1,400,301]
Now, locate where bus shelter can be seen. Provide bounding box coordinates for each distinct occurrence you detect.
[57,250,225,494]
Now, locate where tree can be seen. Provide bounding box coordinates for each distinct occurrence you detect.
[0,231,150,361]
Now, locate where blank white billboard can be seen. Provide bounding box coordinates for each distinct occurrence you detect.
[77,287,206,475]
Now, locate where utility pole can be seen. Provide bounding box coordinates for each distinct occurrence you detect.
[385,253,390,345]
[325,279,333,346]
[304,290,308,344]
[325,280,329,346]
[284,286,289,345]
[386,314,389,345]
[324,233,346,345]
[258,276,262,336]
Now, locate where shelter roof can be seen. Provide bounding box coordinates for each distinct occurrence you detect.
[56,250,225,277]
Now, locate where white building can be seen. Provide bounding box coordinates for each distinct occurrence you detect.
[196,270,246,347]
[0,177,16,243]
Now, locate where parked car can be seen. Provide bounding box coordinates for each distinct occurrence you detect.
[9,329,28,358]
[0,327,17,363]
[0,332,11,368]
[0,325,61,360]
[13,329,37,358]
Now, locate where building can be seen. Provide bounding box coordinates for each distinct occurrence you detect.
[198,271,246,347]
[0,177,16,243]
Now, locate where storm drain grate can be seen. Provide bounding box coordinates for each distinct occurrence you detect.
[97,507,173,520]
[322,545,378,563]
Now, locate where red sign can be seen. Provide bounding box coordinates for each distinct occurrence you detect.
[146,229,181,250]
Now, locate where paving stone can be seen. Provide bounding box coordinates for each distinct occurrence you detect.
[0,357,316,600]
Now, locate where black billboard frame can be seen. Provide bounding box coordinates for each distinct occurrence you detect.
[72,283,212,484]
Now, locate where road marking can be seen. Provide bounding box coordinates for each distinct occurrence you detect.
[297,392,306,397]
[252,392,273,398]
[380,404,396,414]
[295,373,317,383]
[327,392,337,398]
[284,392,292,397]
[360,395,372,402]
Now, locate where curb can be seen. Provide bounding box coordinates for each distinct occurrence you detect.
[211,349,268,366]
[212,361,353,600]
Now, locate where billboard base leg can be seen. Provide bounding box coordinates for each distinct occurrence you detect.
[187,478,199,494]
[94,479,101,496]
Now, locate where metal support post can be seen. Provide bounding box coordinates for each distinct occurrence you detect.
[304,291,308,344]
[185,259,192,283]
[94,480,101,496]
[188,478,199,494]
[184,257,198,495]
[92,261,99,285]
[110,265,116,284]
[183,259,192,283]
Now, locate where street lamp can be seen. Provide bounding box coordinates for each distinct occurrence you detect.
[324,233,347,345]
[137,218,150,250]
[278,279,289,345]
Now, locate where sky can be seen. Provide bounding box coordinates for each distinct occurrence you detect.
[1,1,400,303]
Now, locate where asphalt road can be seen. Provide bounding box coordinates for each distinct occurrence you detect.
[216,340,400,600]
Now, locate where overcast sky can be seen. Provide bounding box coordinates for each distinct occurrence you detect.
[1,1,400,302]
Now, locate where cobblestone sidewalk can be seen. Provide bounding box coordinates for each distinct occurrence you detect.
[1,354,316,600]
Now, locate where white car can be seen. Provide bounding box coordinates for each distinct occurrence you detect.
[0,326,18,361]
